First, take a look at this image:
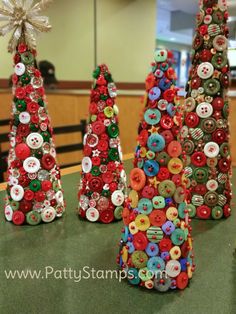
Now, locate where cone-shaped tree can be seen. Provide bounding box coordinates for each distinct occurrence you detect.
[78,64,126,223]
[117,50,194,292]
[0,1,65,225]
[182,0,232,219]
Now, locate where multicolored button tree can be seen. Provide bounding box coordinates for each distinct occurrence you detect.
[78,64,126,223]
[117,50,194,292]
[0,0,65,225]
[182,0,232,219]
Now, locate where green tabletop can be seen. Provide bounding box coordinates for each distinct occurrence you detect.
[0,160,236,314]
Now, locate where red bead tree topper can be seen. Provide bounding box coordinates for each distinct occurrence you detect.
[78,64,126,223]
[182,0,232,219]
[0,0,65,225]
[117,50,194,292]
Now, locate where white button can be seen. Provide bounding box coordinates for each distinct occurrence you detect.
[86,134,98,147]
[197,62,214,79]
[120,169,126,181]
[82,157,92,173]
[10,185,24,201]
[118,144,123,161]
[14,63,26,76]
[79,195,89,210]
[111,190,125,206]
[23,157,40,173]
[206,179,218,191]
[26,133,44,149]
[55,191,64,205]
[196,102,213,118]
[108,82,117,98]
[5,205,13,221]
[180,126,189,138]
[204,15,212,24]
[213,35,227,52]
[129,221,139,235]
[19,112,30,124]
[204,142,220,158]
[86,207,99,222]
[89,199,96,208]
[158,99,168,111]
[41,207,56,223]
[165,260,181,277]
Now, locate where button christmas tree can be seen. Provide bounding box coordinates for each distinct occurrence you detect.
[182,0,232,219]
[78,64,126,223]
[117,50,194,292]
[1,0,65,225]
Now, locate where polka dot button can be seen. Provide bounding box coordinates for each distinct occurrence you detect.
[23,157,40,173]
[197,62,214,79]
[196,102,213,118]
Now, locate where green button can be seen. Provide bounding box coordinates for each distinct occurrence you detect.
[146,226,163,243]
[35,149,43,159]
[107,123,119,138]
[114,206,123,220]
[173,218,180,227]
[178,202,186,219]
[30,123,40,132]
[186,204,196,218]
[203,79,220,96]
[220,143,230,157]
[93,66,100,79]
[137,158,144,168]
[223,102,229,119]
[138,267,153,281]
[171,228,185,245]
[16,100,26,112]
[108,148,119,161]
[193,167,208,183]
[20,73,31,85]
[21,51,34,64]
[104,72,112,83]
[38,99,45,107]
[156,152,170,166]
[158,180,176,197]
[26,210,42,225]
[183,140,194,154]
[29,180,41,192]
[201,118,217,133]
[131,251,148,268]
[212,52,228,70]
[41,131,50,142]
[101,95,108,101]
[146,151,155,160]
[211,206,223,220]
[53,181,61,192]
[101,189,111,197]
[10,201,19,210]
[212,11,224,24]
[91,115,97,122]
[13,114,20,126]
[204,191,218,207]
[91,166,101,176]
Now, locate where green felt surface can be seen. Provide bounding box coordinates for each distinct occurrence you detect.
[0,160,235,314]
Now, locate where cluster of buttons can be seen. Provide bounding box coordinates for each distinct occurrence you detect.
[78,64,126,223]
[4,43,65,225]
[183,0,232,219]
[117,50,194,292]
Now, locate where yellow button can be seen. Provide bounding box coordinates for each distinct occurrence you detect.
[129,221,139,235]
[104,106,114,118]
[121,246,128,263]
[187,265,193,279]
[188,236,193,250]
[166,207,178,221]
[129,190,139,208]
[140,147,147,158]
[170,246,181,260]
[145,280,154,289]
[135,214,150,231]
[168,158,183,174]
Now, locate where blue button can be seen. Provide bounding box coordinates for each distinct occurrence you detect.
[144,108,161,125]
[165,197,173,206]
[162,221,175,235]
[180,258,187,271]
[167,103,176,117]
[147,134,165,152]
[126,241,135,253]
[144,160,159,176]
[121,226,129,242]
[147,256,165,272]
[159,77,171,90]
[161,251,170,261]
[145,242,159,257]
[138,198,153,215]
[148,87,161,101]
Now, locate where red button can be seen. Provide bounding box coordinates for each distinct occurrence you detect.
[41,154,55,170]
[102,171,114,184]
[159,238,172,252]
[89,102,98,114]
[138,129,149,146]
[167,141,182,157]
[12,211,25,225]
[24,189,34,201]
[172,174,182,186]
[181,241,189,258]
[191,76,201,89]
[157,167,170,180]
[17,124,30,137]
[83,145,92,156]
[194,184,207,195]
[199,49,212,62]
[176,272,189,290]
[99,210,114,223]
[160,130,174,144]
[92,121,105,135]
[160,115,174,129]
[185,112,199,128]
[18,175,30,187]
[97,196,109,210]
[141,186,155,199]
[35,191,46,202]
[41,180,52,191]
[97,140,108,151]
[191,152,207,167]
[212,129,226,144]
[88,177,103,192]
[27,102,39,114]
[19,200,33,213]
[196,205,211,219]
[15,143,31,160]
[163,89,175,102]
[149,210,166,226]
[122,207,131,226]
[212,97,224,110]
[133,232,148,250]
[218,158,231,173]
[130,168,146,191]
[223,204,231,218]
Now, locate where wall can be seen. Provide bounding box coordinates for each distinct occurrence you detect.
[0,0,156,82]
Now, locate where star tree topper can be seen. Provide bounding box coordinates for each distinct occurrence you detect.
[0,0,52,52]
